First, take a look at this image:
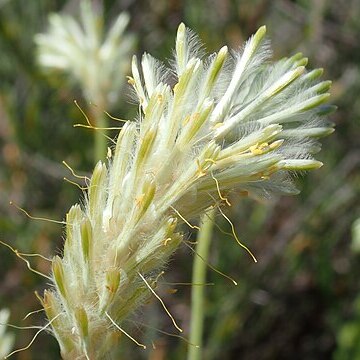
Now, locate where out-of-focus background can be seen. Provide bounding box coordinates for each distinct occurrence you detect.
[0,0,359,359]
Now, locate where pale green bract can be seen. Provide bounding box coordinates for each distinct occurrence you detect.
[40,23,333,359]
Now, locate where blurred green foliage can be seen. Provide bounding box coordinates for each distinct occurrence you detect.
[0,0,359,359]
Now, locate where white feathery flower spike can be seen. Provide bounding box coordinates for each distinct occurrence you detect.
[38,23,334,359]
[35,0,135,107]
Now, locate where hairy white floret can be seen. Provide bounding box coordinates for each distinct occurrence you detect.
[35,0,135,106]
[41,23,334,359]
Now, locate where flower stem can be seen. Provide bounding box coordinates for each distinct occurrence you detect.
[187,208,215,360]
[91,101,108,161]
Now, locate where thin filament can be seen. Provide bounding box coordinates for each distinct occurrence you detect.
[105,312,146,349]
[138,272,183,333]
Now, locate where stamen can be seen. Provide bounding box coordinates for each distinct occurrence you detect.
[0,240,52,280]
[217,206,257,263]
[160,282,214,286]
[73,124,122,130]
[170,206,200,230]
[126,76,135,85]
[208,214,233,238]
[211,172,231,206]
[63,177,88,191]
[184,240,198,245]
[4,314,61,358]
[182,240,237,285]
[74,100,92,126]
[105,312,146,349]
[1,323,43,330]
[62,161,88,180]
[23,308,45,320]
[16,251,51,262]
[105,134,117,145]
[126,319,200,348]
[9,201,66,225]
[155,271,165,283]
[104,110,127,123]
[138,272,183,333]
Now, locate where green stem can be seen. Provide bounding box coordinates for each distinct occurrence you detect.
[187,208,215,360]
[91,103,108,161]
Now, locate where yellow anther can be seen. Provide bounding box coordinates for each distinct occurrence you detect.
[163,238,172,246]
[183,113,200,126]
[135,193,145,207]
[167,288,178,294]
[249,142,269,155]
[249,143,258,153]
[212,122,223,130]
[252,148,263,155]
[182,114,191,126]
[126,76,135,85]
[191,113,200,122]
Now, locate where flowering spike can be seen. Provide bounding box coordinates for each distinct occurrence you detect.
[35,1,134,107]
[40,23,334,359]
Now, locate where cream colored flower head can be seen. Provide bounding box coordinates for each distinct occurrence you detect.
[40,23,334,359]
[35,0,135,106]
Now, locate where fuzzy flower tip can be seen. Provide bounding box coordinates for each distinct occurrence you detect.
[41,24,334,359]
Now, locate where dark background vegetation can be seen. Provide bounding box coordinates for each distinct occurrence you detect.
[0,0,359,359]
